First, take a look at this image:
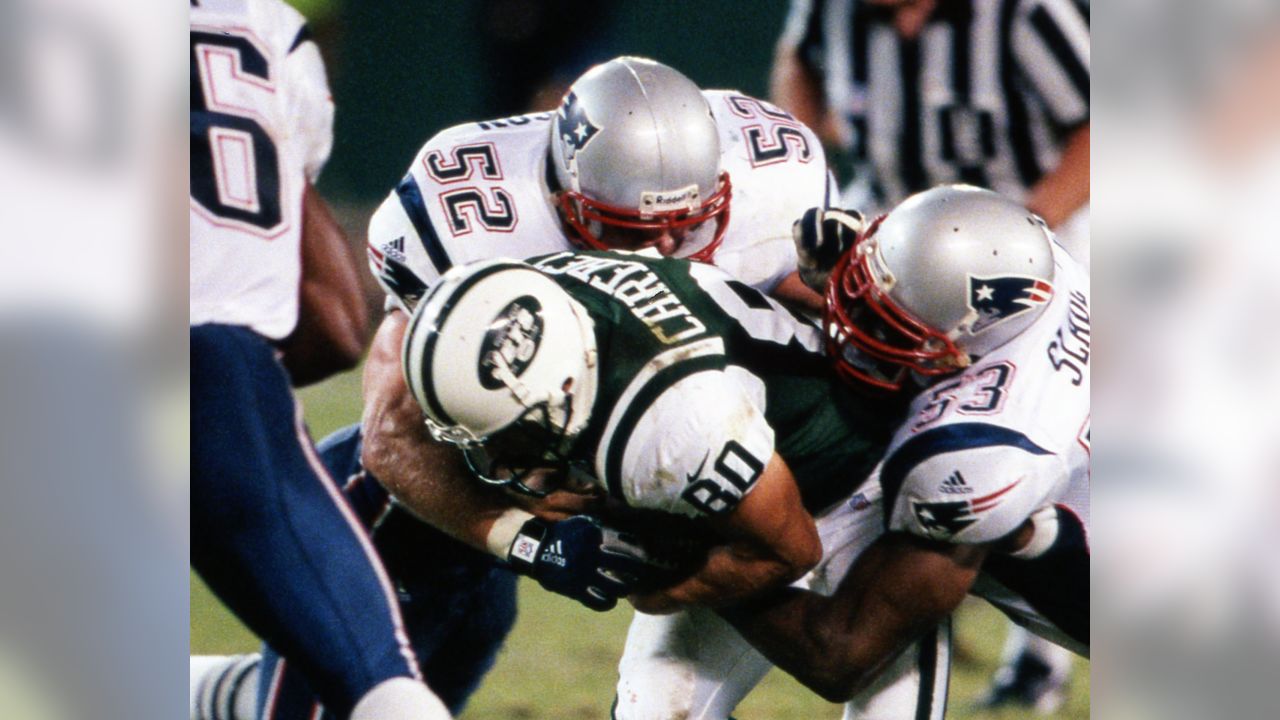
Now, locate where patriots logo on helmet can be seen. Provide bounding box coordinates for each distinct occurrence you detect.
[556,91,600,164]
[967,274,1053,333]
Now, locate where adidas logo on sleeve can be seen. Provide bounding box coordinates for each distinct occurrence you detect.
[939,471,974,495]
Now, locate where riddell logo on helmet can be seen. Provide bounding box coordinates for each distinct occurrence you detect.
[641,185,700,214]
[478,296,545,389]
[967,274,1053,333]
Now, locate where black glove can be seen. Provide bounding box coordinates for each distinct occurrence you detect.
[505,515,668,611]
[792,206,867,292]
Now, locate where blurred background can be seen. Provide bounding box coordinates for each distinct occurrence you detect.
[3,0,1279,717]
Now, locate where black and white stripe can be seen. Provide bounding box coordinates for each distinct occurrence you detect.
[788,0,1089,206]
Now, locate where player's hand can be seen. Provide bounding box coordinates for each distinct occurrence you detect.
[504,515,671,612]
[792,207,867,292]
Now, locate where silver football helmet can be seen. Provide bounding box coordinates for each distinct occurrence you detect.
[402,259,599,495]
[825,185,1056,391]
[549,56,731,262]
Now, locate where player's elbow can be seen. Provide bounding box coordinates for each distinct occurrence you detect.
[326,305,369,371]
[783,521,823,581]
[809,673,867,704]
[795,634,878,703]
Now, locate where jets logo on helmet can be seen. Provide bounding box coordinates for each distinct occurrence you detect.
[479,296,545,390]
[967,275,1054,334]
[556,91,600,168]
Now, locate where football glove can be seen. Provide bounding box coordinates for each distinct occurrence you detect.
[792,206,867,292]
[505,515,669,611]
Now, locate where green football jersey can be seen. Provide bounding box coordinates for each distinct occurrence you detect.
[531,250,899,517]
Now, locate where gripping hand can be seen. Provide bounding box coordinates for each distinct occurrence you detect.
[505,515,671,611]
[792,207,867,292]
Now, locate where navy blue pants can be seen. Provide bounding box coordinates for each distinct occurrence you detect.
[257,424,519,719]
[191,325,420,718]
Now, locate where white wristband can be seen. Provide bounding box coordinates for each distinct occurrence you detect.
[485,508,536,559]
[1010,506,1060,560]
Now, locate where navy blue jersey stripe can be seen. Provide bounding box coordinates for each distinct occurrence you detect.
[881,422,1052,515]
[395,174,452,276]
[1029,4,1090,101]
[287,24,312,54]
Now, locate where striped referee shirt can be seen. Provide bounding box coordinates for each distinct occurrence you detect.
[782,0,1090,207]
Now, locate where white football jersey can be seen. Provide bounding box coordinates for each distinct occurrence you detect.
[189,0,334,339]
[880,241,1089,653]
[367,91,830,313]
[609,350,776,519]
[883,241,1090,544]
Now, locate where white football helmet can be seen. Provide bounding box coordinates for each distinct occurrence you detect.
[550,56,731,262]
[402,259,599,495]
[825,185,1056,391]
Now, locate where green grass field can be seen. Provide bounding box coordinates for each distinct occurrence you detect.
[191,368,1088,718]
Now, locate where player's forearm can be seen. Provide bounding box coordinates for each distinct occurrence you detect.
[721,540,908,702]
[1025,122,1090,229]
[632,453,823,612]
[281,185,370,385]
[631,540,807,614]
[361,404,503,552]
[722,586,887,703]
[360,312,514,553]
[771,271,826,315]
[770,45,839,146]
[726,533,984,702]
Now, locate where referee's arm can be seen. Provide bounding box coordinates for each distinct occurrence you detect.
[771,0,841,145]
[1015,0,1091,228]
[1027,122,1088,229]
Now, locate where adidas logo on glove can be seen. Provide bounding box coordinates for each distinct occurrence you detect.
[539,540,567,567]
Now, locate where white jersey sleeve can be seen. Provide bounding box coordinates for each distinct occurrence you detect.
[281,34,334,183]
[705,91,830,293]
[367,113,572,313]
[884,425,1070,543]
[189,0,333,339]
[884,244,1091,544]
[600,367,775,519]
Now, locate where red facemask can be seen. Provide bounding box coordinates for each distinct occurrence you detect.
[823,216,967,392]
[558,172,732,263]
